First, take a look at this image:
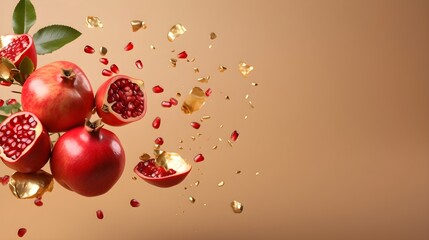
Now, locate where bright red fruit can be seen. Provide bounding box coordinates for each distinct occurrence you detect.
[50,120,125,197]
[0,112,50,173]
[95,75,146,126]
[0,34,37,68]
[21,61,94,133]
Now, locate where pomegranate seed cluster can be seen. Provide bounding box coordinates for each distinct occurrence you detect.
[136,159,177,178]
[0,35,29,61]
[107,78,145,119]
[0,114,36,160]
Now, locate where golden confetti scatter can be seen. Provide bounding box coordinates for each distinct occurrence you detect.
[99,46,107,56]
[150,45,156,50]
[231,200,244,213]
[210,32,217,40]
[218,66,227,72]
[8,170,54,199]
[181,87,206,114]
[168,24,187,42]
[197,76,210,83]
[218,181,224,187]
[139,153,151,161]
[86,16,103,28]
[131,20,147,32]
[195,181,200,186]
[194,68,200,73]
[189,197,196,203]
[170,58,177,67]
[239,62,254,76]
[251,82,258,86]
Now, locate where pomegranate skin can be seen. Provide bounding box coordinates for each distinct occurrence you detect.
[21,61,94,133]
[50,125,125,197]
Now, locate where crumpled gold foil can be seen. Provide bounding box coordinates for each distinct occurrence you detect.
[0,57,19,84]
[239,62,254,76]
[154,151,190,173]
[231,200,243,213]
[210,32,217,40]
[197,76,210,83]
[86,16,103,28]
[167,24,187,42]
[181,87,206,114]
[131,20,147,32]
[8,170,54,199]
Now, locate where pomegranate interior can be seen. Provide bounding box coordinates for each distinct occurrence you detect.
[135,159,177,178]
[107,78,145,119]
[0,35,30,62]
[0,113,37,161]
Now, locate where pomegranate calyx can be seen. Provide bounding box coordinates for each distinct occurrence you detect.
[60,68,77,82]
[84,118,104,133]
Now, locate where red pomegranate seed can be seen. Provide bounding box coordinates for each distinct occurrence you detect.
[193,153,205,162]
[96,210,104,219]
[124,42,134,51]
[231,130,239,142]
[102,69,113,76]
[161,101,172,108]
[99,58,109,65]
[177,51,188,59]
[6,98,17,105]
[130,199,140,207]
[34,197,43,207]
[152,117,161,129]
[152,85,164,93]
[154,137,164,145]
[0,99,4,107]
[0,81,12,86]
[135,60,143,69]
[205,88,212,97]
[84,45,95,54]
[169,98,178,106]
[136,159,177,178]
[1,175,9,185]
[190,122,201,129]
[110,64,119,73]
[17,228,27,237]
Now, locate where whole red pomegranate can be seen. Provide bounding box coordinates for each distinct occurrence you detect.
[50,119,125,197]
[0,34,37,68]
[0,111,51,173]
[95,75,146,126]
[21,61,94,132]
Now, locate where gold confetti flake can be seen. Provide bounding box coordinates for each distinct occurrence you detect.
[131,20,147,32]
[249,101,255,108]
[170,58,177,67]
[86,16,103,28]
[179,140,183,143]
[132,176,137,180]
[150,45,156,50]
[231,200,243,213]
[139,153,151,161]
[200,116,210,122]
[178,146,183,150]
[218,66,227,72]
[245,94,249,100]
[218,181,224,187]
[194,68,200,73]
[220,124,223,128]
[208,44,213,49]
[197,76,210,83]
[197,133,203,137]
[191,136,196,141]
[195,181,200,186]
[225,96,230,100]
[99,46,107,56]
[168,24,187,42]
[236,170,241,174]
[244,116,248,119]
[186,57,196,63]
[218,138,223,142]
[212,145,218,150]
[256,172,260,176]
[227,140,233,147]
[189,197,196,203]
[176,92,182,97]
[181,87,206,114]
[251,82,258,86]
[239,62,254,76]
[210,32,217,40]
[8,170,54,199]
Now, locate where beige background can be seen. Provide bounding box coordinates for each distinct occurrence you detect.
[1,0,429,239]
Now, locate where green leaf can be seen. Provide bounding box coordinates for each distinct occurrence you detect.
[33,25,81,55]
[12,0,37,34]
[0,102,21,115]
[18,56,34,83]
[0,115,8,124]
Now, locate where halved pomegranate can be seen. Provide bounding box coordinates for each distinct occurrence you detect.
[0,34,37,68]
[0,112,50,173]
[134,151,192,188]
[95,75,146,126]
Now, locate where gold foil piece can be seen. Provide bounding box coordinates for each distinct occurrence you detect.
[220,124,223,128]
[176,92,182,97]
[170,58,177,67]
[131,20,147,32]
[9,170,54,199]
[208,44,213,49]
[86,16,103,28]
[210,32,217,40]
[132,176,137,180]
[249,101,255,108]
[236,170,241,174]
[154,151,191,173]
[256,172,260,175]
[99,46,107,56]
[191,136,196,141]
[251,82,258,86]
[244,116,248,119]
[218,66,227,72]
[167,24,187,42]
[239,62,254,76]
[195,181,200,186]
[150,45,156,50]
[187,57,196,63]
[212,145,218,150]
[218,181,224,187]
[197,76,210,83]
[181,87,206,114]
[245,94,249,100]
[189,197,195,203]
[194,68,199,73]
[225,96,230,100]
[227,140,233,147]
[0,57,18,83]
[231,200,243,213]
[139,153,151,161]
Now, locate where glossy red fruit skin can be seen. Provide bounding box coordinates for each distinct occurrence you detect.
[50,126,125,197]
[0,112,50,173]
[21,61,94,132]
[133,162,191,188]
[0,34,37,68]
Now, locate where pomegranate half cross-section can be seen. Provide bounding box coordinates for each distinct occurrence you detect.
[0,34,37,68]
[95,75,147,126]
[0,112,51,173]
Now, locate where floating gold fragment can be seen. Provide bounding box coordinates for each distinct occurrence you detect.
[167,24,187,42]
[86,16,103,28]
[225,96,230,100]
[189,197,195,203]
[256,172,260,175]
[181,87,206,114]
[178,146,183,150]
[0,57,19,84]
[208,44,212,49]
[171,49,176,52]
[249,101,255,108]
[244,116,248,119]
[218,138,223,142]
[99,46,107,56]
[131,20,147,32]
[139,153,151,161]
[251,82,258,86]
[200,116,210,122]
[245,94,249,100]
[227,140,233,147]
[212,145,218,150]
[170,58,177,67]
[194,68,199,73]
[218,181,224,187]
[197,76,210,83]
[179,140,183,143]
[191,136,196,141]
[239,62,254,76]
[154,151,191,174]
[186,57,196,63]
[231,200,243,213]
[9,170,54,199]
[132,176,137,180]
[210,32,217,40]
[195,181,200,186]
[220,124,223,128]
[197,133,203,137]
[218,66,227,72]
[150,45,156,50]
[176,92,182,98]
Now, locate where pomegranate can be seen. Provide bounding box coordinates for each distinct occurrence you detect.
[95,75,146,126]
[50,119,125,197]
[0,34,37,68]
[21,61,94,132]
[0,112,50,173]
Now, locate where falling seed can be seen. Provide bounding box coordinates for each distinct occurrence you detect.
[86,16,103,28]
[230,130,239,142]
[139,153,151,161]
[205,88,212,97]
[197,76,210,83]
[99,58,109,65]
[168,24,187,42]
[177,51,188,59]
[169,98,178,106]
[218,66,227,72]
[189,197,195,203]
[161,101,172,108]
[17,228,27,238]
[239,62,254,76]
[154,137,164,145]
[152,85,164,93]
[231,200,243,213]
[150,45,156,50]
[84,45,95,54]
[181,87,206,114]
[102,69,113,77]
[152,117,161,129]
[218,181,224,187]
[210,32,217,40]
[131,20,147,32]
[170,58,177,67]
[110,64,119,74]
[1,175,10,185]
[124,42,134,51]
[251,82,258,86]
[195,181,200,186]
[34,197,43,207]
[130,199,140,207]
[135,60,143,69]
[194,153,205,162]
[96,210,104,219]
[194,68,199,73]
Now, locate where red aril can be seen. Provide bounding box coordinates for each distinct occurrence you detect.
[0,34,37,68]
[21,61,94,133]
[17,228,27,238]
[130,199,140,207]
[96,210,104,219]
[0,112,50,173]
[95,75,147,126]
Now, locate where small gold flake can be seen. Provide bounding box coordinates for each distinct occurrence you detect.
[139,153,151,161]
[181,87,206,114]
[212,145,218,150]
[220,124,223,128]
[150,45,156,50]
[225,96,230,100]
[168,24,187,42]
[203,203,207,206]
[189,197,196,203]
[239,62,254,76]
[210,32,217,40]
[231,200,243,213]
[249,101,255,108]
[245,94,249,100]
[195,181,200,186]
[251,82,258,86]
[236,170,241,174]
[218,181,224,187]
[197,76,210,83]
[132,176,137,180]
[191,136,196,141]
[218,138,223,142]
[170,58,177,67]
[208,44,213,49]
[194,68,199,73]
[218,66,227,72]
[8,170,54,199]
[197,133,203,137]
[244,116,248,119]
[179,140,183,143]
[176,92,182,97]
[227,140,233,147]
[86,16,103,28]
[186,58,196,63]
[131,20,147,32]
[99,46,107,56]
[256,172,260,176]
[202,116,210,120]
[178,146,183,150]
